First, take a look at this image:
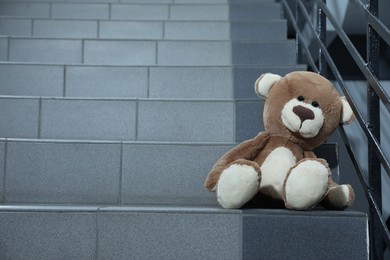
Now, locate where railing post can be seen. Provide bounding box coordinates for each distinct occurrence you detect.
[367,0,383,259]
[318,0,327,77]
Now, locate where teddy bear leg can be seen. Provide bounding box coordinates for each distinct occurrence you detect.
[283,159,331,210]
[320,184,355,210]
[217,159,261,209]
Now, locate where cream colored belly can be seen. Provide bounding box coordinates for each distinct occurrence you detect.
[259,147,297,199]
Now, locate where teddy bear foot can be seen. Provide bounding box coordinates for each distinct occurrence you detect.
[217,161,261,209]
[283,159,330,210]
[321,184,355,210]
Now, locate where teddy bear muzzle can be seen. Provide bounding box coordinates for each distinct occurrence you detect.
[281,99,324,138]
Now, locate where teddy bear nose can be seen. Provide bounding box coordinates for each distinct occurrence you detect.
[293,105,315,122]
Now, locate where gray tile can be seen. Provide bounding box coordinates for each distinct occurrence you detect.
[0,97,39,138]
[170,5,229,21]
[5,141,121,204]
[66,66,148,98]
[233,66,307,100]
[0,211,97,259]
[149,66,233,98]
[52,3,109,19]
[0,37,8,61]
[34,20,97,38]
[229,4,281,21]
[40,99,137,140]
[120,0,171,2]
[175,0,227,3]
[121,143,234,205]
[232,41,296,65]
[0,141,4,203]
[242,210,368,260]
[138,100,234,142]
[0,3,50,18]
[230,21,286,41]
[84,40,156,65]
[0,64,64,96]
[111,4,169,20]
[9,38,82,63]
[99,21,163,40]
[98,211,240,259]
[235,100,264,142]
[164,21,229,40]
[0,19,31,36]
[157,41,231,65]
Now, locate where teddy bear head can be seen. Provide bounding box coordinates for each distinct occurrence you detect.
[254,71,355,150]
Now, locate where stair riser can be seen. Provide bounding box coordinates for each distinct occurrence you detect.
[0,98,235,141]
[1,38,296,65]
[0,64,306,98]
[1,140,233,205]
[0,19,287,41]
[0,3,281,21]
[0,207,368,260]
[0,140,338,205]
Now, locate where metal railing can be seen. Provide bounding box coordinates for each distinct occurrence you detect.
[281,0,390,259]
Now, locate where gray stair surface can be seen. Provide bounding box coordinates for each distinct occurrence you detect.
[0,0,368,259]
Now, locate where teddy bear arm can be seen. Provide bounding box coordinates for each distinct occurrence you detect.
[204,132,271,191]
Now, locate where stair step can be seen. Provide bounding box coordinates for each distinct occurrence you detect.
[1,139,234,205]
[0,63,306,98]
[0,0,278,3]
[0,138,339,205]
[0,3,281,21]
[0,204,368,259]
[1,37,296,66]
[0,18,287,41]
[0,97,235,141]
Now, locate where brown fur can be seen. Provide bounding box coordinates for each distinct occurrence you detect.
[204,71,355,210]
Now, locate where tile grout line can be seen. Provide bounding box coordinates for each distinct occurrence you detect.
[118,142,123,205]
[63,65,67,97]
[6,37,10,62]
[146,67,150,98]
[37,97,42,139]
[2,139,8,203]
[135,100,139,141]
[95,209,101,259]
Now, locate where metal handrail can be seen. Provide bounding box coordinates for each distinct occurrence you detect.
[280,0,390,259]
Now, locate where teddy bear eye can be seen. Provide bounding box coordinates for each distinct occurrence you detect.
[311,101,319,107]
[297,96,305,101]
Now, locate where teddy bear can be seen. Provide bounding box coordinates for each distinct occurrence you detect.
[204,71,356,210]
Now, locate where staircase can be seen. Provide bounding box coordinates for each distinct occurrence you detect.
[0,0,368,259]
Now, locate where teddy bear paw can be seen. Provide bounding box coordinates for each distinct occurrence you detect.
[321,184,355,210]
[283,159,330,210]
[217,163,260,209]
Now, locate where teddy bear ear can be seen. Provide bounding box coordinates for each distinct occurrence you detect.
[254,73,282,98]
[340,96,356,124]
